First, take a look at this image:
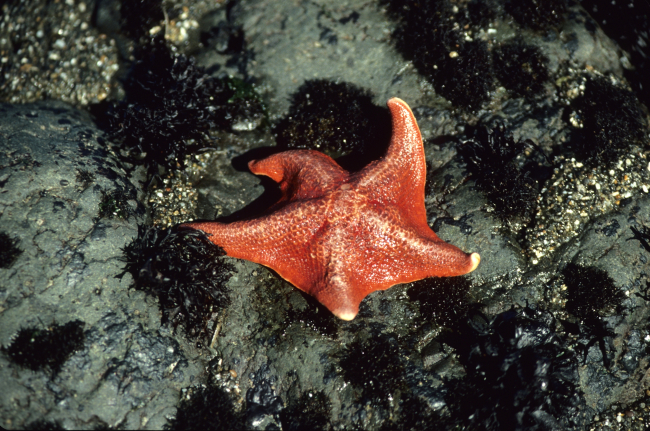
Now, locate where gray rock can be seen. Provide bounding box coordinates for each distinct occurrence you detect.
[0,102,202,429]
[1,0,650,430]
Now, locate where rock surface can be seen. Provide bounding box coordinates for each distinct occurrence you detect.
[1,0,650,430]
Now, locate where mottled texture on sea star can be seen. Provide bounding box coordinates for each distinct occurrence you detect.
[182,98,480,320]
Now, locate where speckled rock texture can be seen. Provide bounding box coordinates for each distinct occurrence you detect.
[1,0,650,430]
[0,102,208,429]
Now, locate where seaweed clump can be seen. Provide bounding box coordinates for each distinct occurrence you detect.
[108,37,263,171]
[339,333,404,409]
[581,0,650,109]
[385,0,494,111]
[459,126,539,222]
[561,263,625,368]
[75,168,95,191]
[279,391,332,431]
[168,384,245,430]
[568,75,646,168]
[442,307,587,430]
[407,276,474,329]
[274,80,391,170]
[121,226,234,340]
[120,0,164,42]
[562,263,625,320]
[385,1,557,109]
[2,320,85,375]
[0,231,22,268]
[505,0,567,31]
[493,42,549,97]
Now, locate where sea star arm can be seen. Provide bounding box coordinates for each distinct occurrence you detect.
[311,204,479,320]
[249,149,349,202]
[181,200,326,293]
[353,98,429,229]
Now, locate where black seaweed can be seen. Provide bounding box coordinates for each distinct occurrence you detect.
[167,385,245,430]
[121,226,234,340]
[442,307,586,430]
[339,333,404,409]
[467,0,496,28]
[120,0,164,41]
[459,126,539,222]
[493,42,550,97]
[505,0,567,31]
[284,294,340,339]
[580,0,650,108]
[274,80,391,170]
[107,37,263,171]
[98,186,136,220]
[385,0,494,111]
[562,263,625,319]
[2,320,85,375]
[0,231,22,268]
[563,316,617,368]
[75,168,95,191]
[568,75,646,167]
[561,263,624,368]
[407,276,474,328]
[279,390,332,431]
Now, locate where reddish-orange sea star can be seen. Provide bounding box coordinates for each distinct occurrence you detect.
[182,98,480,320]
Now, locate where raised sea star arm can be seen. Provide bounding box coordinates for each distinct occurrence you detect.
[353,98,429,229]
[249,149,349,203]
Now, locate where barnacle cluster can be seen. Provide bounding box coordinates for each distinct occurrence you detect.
[149,169,199,228]
[526,73,649,263]
[526,149,649,264]
[0,0,118,105]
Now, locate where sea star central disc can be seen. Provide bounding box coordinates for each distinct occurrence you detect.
[181,98,480,320]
